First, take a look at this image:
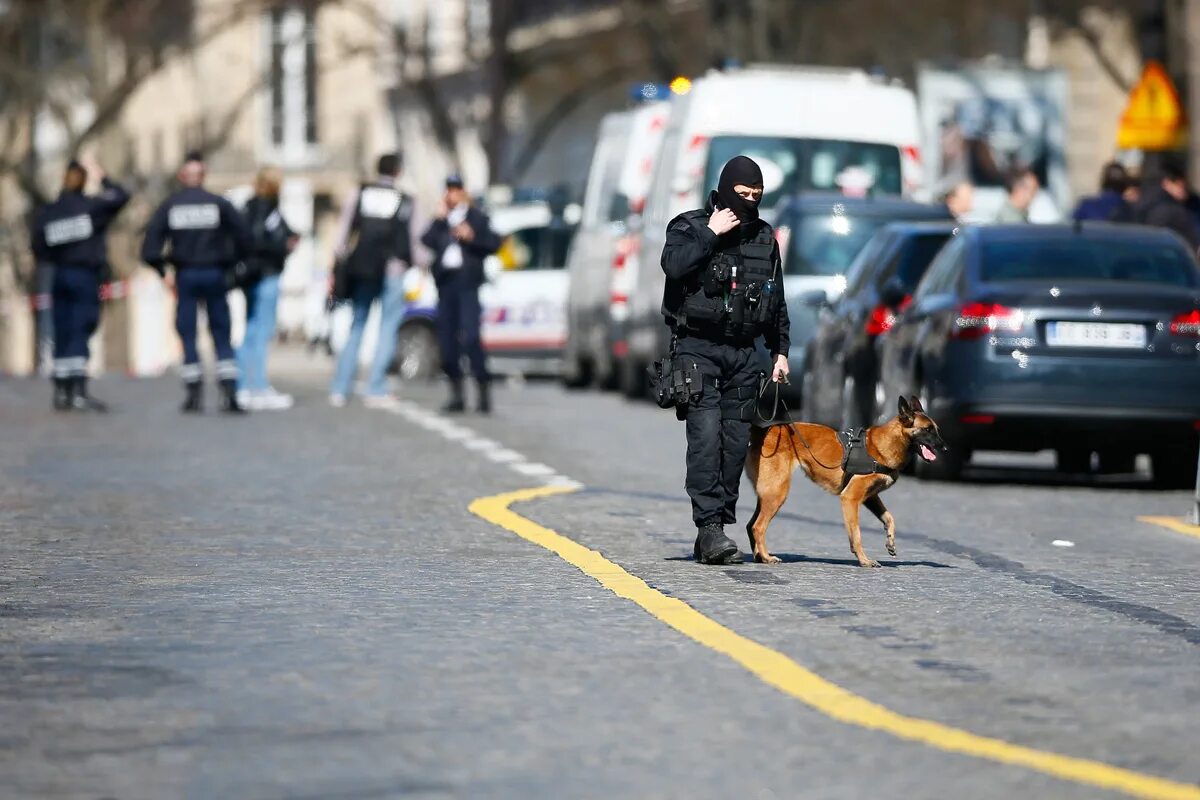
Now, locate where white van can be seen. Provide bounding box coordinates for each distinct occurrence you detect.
[622,65,924,397]
[563,102,668,388]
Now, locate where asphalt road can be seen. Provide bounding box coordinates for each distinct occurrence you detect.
[2,348,1199,800]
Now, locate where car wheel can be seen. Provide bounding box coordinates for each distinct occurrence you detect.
[1056,448,1092,475]
[1097,449,1136,475]
[913,380,965,481]
[800,356,819,421]
[1151,445,1199,490]
[872,378,887,424]
[396,321,439,381]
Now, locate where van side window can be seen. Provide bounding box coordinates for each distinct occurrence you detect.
[914,236,965,300]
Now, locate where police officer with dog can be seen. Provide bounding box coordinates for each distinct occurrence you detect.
[141,152,252,414]
[31,154,131,412]
[659,155,790,565]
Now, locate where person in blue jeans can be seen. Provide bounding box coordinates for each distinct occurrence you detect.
[328,153,417,407]
[237,167,298,410]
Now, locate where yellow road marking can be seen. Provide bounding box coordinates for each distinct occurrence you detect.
[1139,516,1200,541]
[471,485,1200,800]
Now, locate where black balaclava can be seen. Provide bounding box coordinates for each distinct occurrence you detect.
[716,155,764,223]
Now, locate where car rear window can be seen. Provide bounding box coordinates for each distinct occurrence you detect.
[981,238,1199,287]
[891,233,954,289]
[784,212,894,276]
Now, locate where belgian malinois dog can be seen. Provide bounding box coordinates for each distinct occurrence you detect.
[744,396,947,567]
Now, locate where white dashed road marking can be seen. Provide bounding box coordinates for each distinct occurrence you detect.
[387,401,581,488]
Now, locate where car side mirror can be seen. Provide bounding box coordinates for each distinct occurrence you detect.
[799,288,830,308]
[879,277,908,309]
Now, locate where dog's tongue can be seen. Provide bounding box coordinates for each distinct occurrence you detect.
[920,444,937,462]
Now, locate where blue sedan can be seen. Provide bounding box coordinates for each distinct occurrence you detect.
[878,223,1200,484]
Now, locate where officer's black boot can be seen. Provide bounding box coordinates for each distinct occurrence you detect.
[181,382,203,414]
[53,378,71,411]
[476,379,491,414]
[71,376,108,412]
[442,378,466,414]
[219,379,247,415]
[693,521,743,565]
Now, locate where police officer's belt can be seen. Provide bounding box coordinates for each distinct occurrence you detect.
[837,428,899,493]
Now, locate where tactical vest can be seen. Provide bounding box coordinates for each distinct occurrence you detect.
[664,210,781,339]
[346,183,413,281]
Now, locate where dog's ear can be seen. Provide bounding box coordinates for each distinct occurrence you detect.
[897,396,914,426]
[910,395,925,414]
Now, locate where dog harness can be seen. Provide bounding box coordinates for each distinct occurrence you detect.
[838,428,899,493]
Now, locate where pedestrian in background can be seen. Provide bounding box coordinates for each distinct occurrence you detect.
[660,155,790,565]
[941,181,974,223]
[141,152,253,414]
[1136,158,1200,252]
[328,153,415,408]
[423,174,501,414]
[1073,162,1133,222]
[31,154,130,411]
[993,167,1039,223]
[236,166,298,411]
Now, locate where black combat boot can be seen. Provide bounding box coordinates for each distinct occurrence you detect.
[693,521,743,565]
[442,378,465,414]
[70,376,108,412]
[219,379,247,415]
[53,378,71,411]
[476,379,491,414]
[181,382,203,414]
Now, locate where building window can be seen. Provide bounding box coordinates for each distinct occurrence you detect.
[269,5,318,153]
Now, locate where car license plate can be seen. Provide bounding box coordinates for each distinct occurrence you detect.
[1045,321,1146,349]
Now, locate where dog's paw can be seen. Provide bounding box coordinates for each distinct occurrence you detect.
[755,552,781,565]
[858,558,881,568]
[886,542,897,557]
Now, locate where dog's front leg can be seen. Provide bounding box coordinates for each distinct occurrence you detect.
[864,495,897,557]
[841,487,879,568]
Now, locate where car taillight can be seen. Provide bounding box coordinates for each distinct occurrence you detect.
[952,302,1023,339]
[865,305,895,336]
[1169,309,1200,337]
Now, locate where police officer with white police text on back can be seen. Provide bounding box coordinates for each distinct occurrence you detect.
[141,152,252,414]
[661,155,790,565]
[31,154,131,412]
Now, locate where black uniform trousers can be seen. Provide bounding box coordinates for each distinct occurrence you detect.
[677,334,765,528]
[175,266,237,384]
[436,272,488,381]
[51,265,101,379]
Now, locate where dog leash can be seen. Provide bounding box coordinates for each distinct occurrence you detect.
[756,375,844,471]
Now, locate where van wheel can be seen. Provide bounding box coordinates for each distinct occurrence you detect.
[562,347,592,389]
[619,357,648,400]
[396,320,439,381]
[1056,448,1092,475]
[1097,449,1136,475]
[1151,446,1199,490]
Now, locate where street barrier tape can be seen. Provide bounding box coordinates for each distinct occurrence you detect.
[471,485,1200,800]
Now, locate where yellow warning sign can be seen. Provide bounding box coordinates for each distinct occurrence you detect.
[1117,61,1188,151]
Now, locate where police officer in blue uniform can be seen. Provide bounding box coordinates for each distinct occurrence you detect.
[422,174,502,413]
[31,155,130,411]
[141,152,252,414]
[661,156,791,564]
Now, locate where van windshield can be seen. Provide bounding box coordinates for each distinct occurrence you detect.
[705,136,903,208]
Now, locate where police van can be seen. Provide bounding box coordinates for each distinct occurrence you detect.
[622,65,924,397]
[563,101,669,389]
